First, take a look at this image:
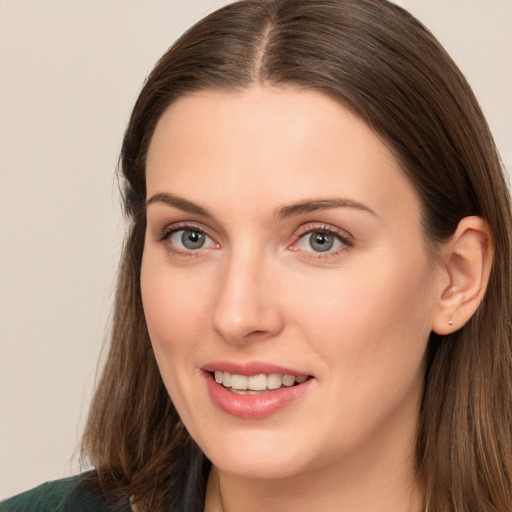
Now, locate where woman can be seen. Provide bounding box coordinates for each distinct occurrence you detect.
[2,0,511,511]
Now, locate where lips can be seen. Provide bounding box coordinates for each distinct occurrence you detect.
[203,362,314,418]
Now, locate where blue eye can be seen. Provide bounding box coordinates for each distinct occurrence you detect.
[295,229,349,254]
[167,228,214,251]
[307,232,336,252]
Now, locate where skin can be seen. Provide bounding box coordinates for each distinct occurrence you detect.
[141,86,446,512]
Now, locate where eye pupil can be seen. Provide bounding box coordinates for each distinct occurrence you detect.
[181,229,205,249]
[310,232,334,252]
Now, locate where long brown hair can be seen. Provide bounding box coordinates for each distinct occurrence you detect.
[81,1,512,510]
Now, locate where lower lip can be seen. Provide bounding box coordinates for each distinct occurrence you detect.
[204,372,314,419]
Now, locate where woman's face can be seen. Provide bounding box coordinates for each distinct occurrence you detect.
[141,87,442,480]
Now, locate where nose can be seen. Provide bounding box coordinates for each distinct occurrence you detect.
[210,248,284,344]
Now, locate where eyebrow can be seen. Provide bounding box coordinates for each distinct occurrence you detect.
[274,198,377,220]
[146,192,212,217]
[146,192,376,219]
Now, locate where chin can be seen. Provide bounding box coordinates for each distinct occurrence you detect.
[197,428,314,480]
[211,454,307,480]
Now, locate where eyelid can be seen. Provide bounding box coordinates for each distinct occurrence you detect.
[293,222,353,241]
[159,221,216,242]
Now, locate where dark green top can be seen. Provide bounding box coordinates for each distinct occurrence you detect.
[1,443,210,512]
[0,473,130,512]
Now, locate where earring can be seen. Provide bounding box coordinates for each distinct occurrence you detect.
[448,319,453,326]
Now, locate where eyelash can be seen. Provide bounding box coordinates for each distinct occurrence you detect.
[159,222,217,257]
[158,222,354,259]
[291,223,354,259]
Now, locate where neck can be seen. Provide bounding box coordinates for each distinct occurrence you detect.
[204,422,424,512]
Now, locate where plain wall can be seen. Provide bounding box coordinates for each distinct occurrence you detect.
[1,0,510,499]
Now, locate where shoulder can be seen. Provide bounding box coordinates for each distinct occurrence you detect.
[0,472,130,512]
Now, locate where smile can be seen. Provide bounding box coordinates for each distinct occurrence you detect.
[214,371,308,394]
[204,366,314,418]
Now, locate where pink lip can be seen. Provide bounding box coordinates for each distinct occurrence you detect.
[203,361,308,376]
[202,362,314,419]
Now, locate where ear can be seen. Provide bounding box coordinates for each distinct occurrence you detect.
[432,216,494,335]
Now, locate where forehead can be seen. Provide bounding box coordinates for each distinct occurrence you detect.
[145,86,420,224]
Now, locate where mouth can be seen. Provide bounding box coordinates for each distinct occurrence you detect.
[202,362,315,418]
[203,366,315,418]
[211,371,310,395]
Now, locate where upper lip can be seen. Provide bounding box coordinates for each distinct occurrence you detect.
[203,361,311,377]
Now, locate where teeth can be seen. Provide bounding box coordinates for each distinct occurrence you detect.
[213,371,308,391]
[248,374,267,391]
[222,372,232,388]
[231,374,248,390]
[267,373,282,390]
[282,375,295,387]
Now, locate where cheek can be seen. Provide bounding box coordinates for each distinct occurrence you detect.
[288,248,436,379]
[140,254,217,423]
[140,255,211,367]
[292,254,434,452]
